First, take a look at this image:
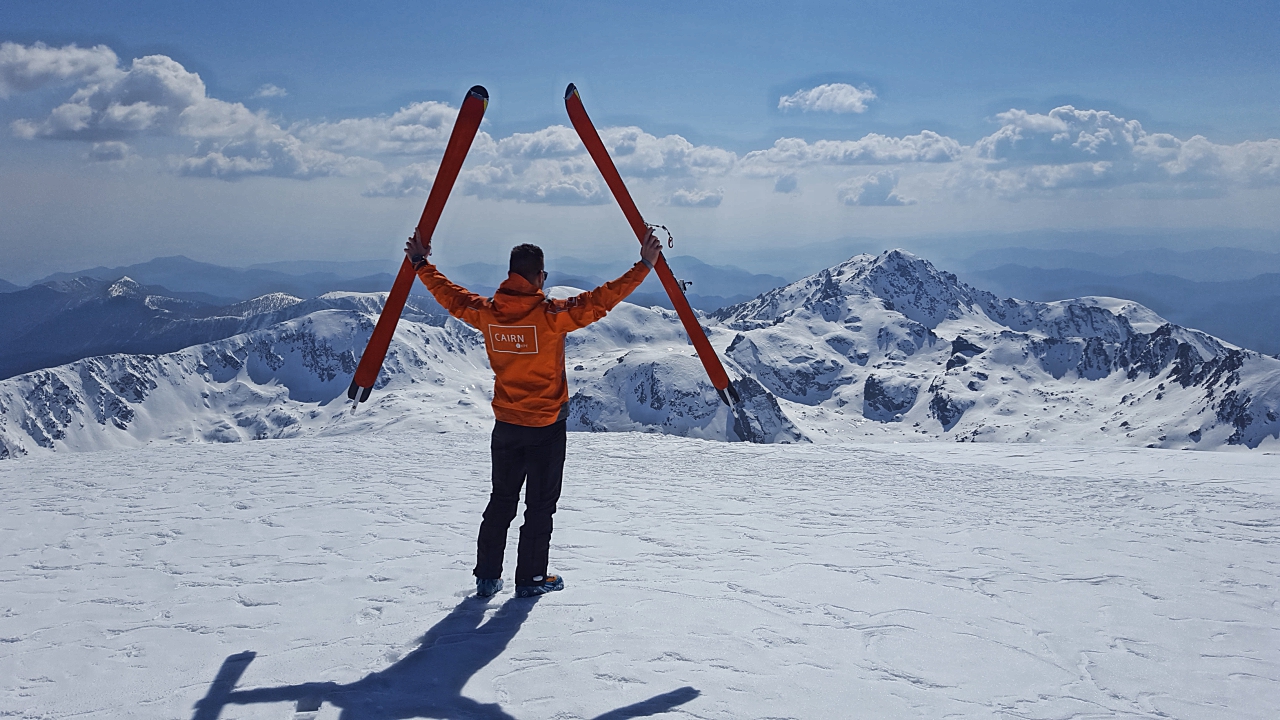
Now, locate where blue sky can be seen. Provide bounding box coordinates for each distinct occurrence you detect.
[3,1,1279,281]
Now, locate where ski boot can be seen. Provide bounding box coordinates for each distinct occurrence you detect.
[515,574,564,598]
[476,577,503,598]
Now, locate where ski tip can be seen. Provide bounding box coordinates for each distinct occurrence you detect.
[468,85,488,100]
[564,83,578,101]
[347,379,360,401]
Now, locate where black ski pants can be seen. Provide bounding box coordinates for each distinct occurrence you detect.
[474,419,566,586]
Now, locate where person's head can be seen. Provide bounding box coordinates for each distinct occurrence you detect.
[509,243,546,287]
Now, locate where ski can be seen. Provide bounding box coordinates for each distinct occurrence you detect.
[347,85,489,411]
[564,83,740,406]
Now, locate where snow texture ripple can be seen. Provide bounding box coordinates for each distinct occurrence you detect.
[0,432,1276,718]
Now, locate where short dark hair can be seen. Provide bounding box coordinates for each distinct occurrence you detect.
[509,243,544,284]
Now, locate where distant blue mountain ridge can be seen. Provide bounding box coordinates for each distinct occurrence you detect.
[0,254,789,380]
[964,265,1280,355]
[27,255,401,303]
[2,249,1277,382]
[957,246,1280,283]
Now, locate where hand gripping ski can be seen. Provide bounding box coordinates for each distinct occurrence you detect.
[564,83,739,406]
[347,85,488,411]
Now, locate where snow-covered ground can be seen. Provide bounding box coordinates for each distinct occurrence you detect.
[3,431,1276,719]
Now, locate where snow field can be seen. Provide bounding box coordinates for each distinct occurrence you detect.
[1,432,1277,718]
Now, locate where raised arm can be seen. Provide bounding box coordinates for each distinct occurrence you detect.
[545,229,661,333]
[406,230,488,326]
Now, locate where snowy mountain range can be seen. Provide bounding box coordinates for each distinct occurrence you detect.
[25,255,402,304]
[1,250,1277,458]
[0,255,786,379]
[0,275,445,380]
[963,264,1280,356]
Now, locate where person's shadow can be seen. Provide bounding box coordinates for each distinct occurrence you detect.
[191,595,698,719]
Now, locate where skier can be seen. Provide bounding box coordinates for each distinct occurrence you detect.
[405,229,662,598]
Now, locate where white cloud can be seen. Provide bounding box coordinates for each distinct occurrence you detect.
[300,101,475,156]
[965,105,1280,195]
[600,127,736,177]
[179,136,373,180]
[0,41,119,98]
[8,44,369,180]
[664,187,724,208]
[838,171,914,206]
[12,54,205,140]
[421,126,733,206]
[87,141,131,162]
[362,162,439,197]
[11,40,1280,211]
[739,132,962,177]
[460,156,610,205]
[495,126,582,158]
[1229,139,1280,187]
[778,83,877,114]
[252,84,287,98]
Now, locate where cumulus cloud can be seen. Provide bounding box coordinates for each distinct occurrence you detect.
[966,105,1280,195]
[7,43,370,180]
[362,162,439,197]
[420,126,734,205]
[600,127,736,177]
[778,83,877,114]
[13,41,1280,208]
[0,41,118,98]
[299,101,481,156]
[179,136,372,180]
[252,83,287,98]
[664,187,724,208]
[460,156,610,205]
[87,141,131,162]
[740,131,962,177]
[11,53,206,140]
[838,171,914,206]
[495,126,582,158]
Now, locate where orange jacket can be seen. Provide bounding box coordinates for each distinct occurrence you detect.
[416,261,650,426]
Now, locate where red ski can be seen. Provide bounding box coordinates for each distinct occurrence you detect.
[347,85,488,410]
[564,83,739,406]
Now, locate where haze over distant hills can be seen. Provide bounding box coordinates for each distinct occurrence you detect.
[27,256,401,304]
[4,249,1278,459]
[0,254,787,381]
[447,255,787,312]
[957,246,1280,283]
[963,265,1280,356]
[3,239,1277,377]
[0,276,449,381]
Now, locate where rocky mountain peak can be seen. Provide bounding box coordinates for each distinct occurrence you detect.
[714,248,985,330]
[106,276,145,299]
[222,292,305,318]
[846,249,984,328]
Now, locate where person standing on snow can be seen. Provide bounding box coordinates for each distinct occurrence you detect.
[405,229,662,598]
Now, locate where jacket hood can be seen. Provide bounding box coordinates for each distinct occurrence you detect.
[492,271,545,322]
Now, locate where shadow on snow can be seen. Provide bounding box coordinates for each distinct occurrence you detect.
[191,595,699,719]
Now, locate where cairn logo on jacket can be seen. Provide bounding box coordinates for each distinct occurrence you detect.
[488,324,539,354]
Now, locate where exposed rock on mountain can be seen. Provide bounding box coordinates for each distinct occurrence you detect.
[0,276,442,381]
[712,250,1279,449]
[2,250,1277,457]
